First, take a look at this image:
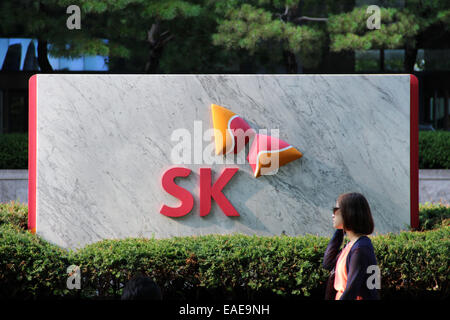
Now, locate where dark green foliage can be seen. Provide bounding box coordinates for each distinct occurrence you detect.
[211,1,327,72]
[0,134,28,169]
[419,202,450,231]
[327,1,450,57]
[0,0,203,71]
[0,224,75,299]
[328,6,419,52]
[74,234,331,300]
[374,226,450,299]
[0,202,448,300]
[0,201,28,231]
[419,131,450,169]
[1,0,449,73]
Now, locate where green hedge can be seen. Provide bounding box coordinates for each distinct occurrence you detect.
[374,226,449,299]
[419,131,450,169]
[75,234,330,300]
[0,224,73,299]
[0,202,449,300]
[419,202,450,231]
[0,201,28,231]
[0,133,28,169]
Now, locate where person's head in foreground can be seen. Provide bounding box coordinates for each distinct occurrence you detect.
[333,192,374,235]
[121,275,163,300]
[323,192,380,300]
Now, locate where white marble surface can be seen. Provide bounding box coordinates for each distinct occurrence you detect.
[34,75,411,249]
[419,170,450,204]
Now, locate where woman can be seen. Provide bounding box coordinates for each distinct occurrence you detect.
[322,192,380,300]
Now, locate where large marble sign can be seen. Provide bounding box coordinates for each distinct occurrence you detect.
[28,74,419,249]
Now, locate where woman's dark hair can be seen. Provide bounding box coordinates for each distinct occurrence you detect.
[337,192,374,235]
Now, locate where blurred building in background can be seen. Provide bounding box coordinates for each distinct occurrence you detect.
[0,38,108,134]
[0,33,450,134]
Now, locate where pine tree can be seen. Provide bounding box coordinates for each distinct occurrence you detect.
[211,0,333,73]
[0,0,203,72]
[211,0,450,73]
[327,0,449,72]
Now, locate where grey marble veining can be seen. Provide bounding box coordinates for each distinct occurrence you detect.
[34,75,411,249]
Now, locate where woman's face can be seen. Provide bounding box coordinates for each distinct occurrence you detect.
[333,200,344,229]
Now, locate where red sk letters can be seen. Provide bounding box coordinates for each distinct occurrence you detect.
[159,167,194,217]
[160,167,239,217]
[200,168,240,217]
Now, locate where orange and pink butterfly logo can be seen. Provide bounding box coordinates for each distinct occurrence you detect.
[211,104,303,178]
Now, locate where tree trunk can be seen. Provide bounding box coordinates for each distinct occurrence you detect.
[283,50,298,74]
[145,22,173,73]
[37,39,53,72]
[145,44,164,73]
[404,46,418,73]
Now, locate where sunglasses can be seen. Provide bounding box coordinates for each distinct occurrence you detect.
[332,207,340,214]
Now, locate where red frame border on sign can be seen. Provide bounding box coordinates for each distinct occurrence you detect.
[410,74,419,229]
[27,75,421,233]
[28,74,37,234]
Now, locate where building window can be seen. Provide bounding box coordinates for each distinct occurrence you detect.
[0,38,108,71]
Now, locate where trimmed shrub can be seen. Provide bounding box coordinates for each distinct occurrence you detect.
[373,227,449,299]
[0,201,28,231]
[419,202,450,231]
[419,131,450,169]
[0,224,75,299]
[0,133,28,169]
[74,234,331,300]
[0,202,448,300]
